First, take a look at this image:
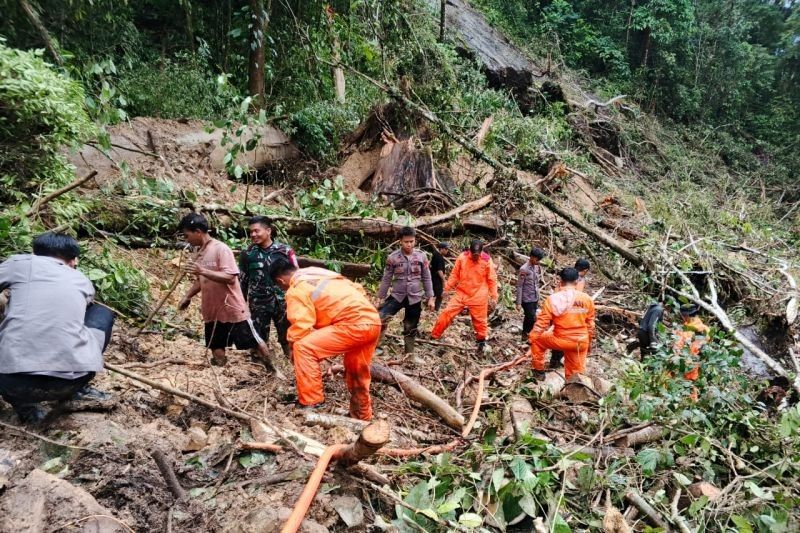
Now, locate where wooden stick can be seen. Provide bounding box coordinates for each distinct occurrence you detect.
[105,363,311,457]
[370,363,464,429]
[238,441,283,454]
[13,171,98,223]
[624,491,670,530]
[462,356,527,437]
[0,419,105,456]
[151,448,187,502]
[136,247,191,336]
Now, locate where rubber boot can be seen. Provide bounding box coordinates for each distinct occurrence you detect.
[531,370,547,382]
[549,351,564,369]
[404,336,424,365]
[280,342,291,358]
[14,403,47,424]
[477,340,487,356]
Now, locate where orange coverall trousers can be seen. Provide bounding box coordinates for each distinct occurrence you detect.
[430,293,488,341]
[293,322,380,420]
[530,330,590,380]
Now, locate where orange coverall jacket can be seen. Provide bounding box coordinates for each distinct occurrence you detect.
[673,316,710,382]
[285,267,381,420]
[529,287,596,378]
[431,251,498,341]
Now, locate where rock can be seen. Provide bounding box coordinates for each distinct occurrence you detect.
[0,469,127,532]
[501,396,535,440]
[208,125,300,172]
[688,481,721,501]
[331,495,364,528]
[66,412,132,447]
[183,426,208,452]
[0,448,22,490]
[225,506,328,533]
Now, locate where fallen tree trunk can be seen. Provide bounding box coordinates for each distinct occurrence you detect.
[296,257,370,279]
[370,363,465,429]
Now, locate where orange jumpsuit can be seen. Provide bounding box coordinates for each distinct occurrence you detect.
[431,251,498,341]
[529,287,595,379]
[285,267,381,420]
[673,316,710,382]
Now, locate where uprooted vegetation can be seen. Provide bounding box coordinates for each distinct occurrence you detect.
[2,0,800,531]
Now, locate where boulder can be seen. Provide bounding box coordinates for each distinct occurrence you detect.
[0,469,127,532]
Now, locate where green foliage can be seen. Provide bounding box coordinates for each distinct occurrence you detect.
[0,39,95,204]
[81,245,151,317]
[117,50,238,119]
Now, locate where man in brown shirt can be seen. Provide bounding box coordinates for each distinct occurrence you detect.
[177,213,278,373]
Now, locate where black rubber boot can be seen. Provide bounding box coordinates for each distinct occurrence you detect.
[15,403,47,424]
[477,340,487,355]
[531,370,547,382]
[549,351,564,369]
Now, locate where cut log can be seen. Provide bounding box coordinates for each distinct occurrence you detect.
[282,421,390,533]
[502,396,536,441]
[372,137,439,198]
[303,412,445,443]
[337,419,390,467]
[687,481,721,501]
[556,372,603,403]
[370,363,465,429]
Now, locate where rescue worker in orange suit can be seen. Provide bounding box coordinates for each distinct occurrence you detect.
[431,240,498,354]
[529,267,596,380]
[673,303,710,400]
[270,258,381,420]
[550,257,592,368]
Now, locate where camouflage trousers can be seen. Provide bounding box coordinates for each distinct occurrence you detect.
[250,300,290,355]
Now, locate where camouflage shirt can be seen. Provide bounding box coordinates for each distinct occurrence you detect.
[239,241,298,309]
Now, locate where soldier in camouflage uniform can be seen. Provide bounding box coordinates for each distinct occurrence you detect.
[239,216,298,358]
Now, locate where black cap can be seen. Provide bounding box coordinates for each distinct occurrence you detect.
[437,241,449,249]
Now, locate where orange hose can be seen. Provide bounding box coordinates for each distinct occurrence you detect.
[462,355,527,437]
[281,444,348,533]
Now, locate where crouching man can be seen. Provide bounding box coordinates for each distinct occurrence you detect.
[0,233,115,423]
[270,258,381,420]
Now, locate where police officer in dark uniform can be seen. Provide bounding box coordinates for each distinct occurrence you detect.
[376,226,435,358]
[239,216,298,358]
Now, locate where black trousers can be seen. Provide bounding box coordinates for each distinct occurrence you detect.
[379,297,422,337]
[250,301,290,349]
[521,301,539,336]
[0,304,114,410]
[433,283,444,311]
